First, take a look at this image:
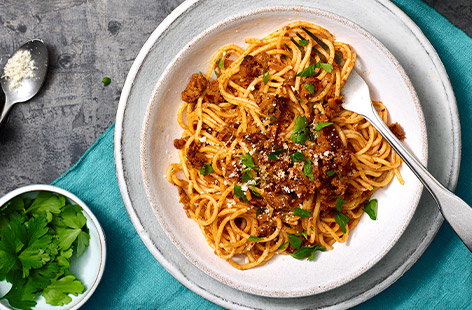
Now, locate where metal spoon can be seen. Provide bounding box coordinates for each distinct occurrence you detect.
[342,69,472,252]
[0,39,48,125]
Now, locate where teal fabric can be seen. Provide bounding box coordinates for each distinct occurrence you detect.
[52,0,472,308]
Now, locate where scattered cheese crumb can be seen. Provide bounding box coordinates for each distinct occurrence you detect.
[2,50,36,89]
[198,136,207,143]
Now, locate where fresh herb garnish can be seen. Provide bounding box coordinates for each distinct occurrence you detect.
[294,207,311,218]
[101,77,111,86]
[303,159,314,181]
[199,163,214,175]
[288,234,303,249]
[241,171,254,183]
[240,153,256,169]
[315,61,333,73]
[263,71,270,84]
[268,149,287,161]
[314,122,333,131]
[234,185,248,203]
[334,212,350,233]
[298,39,309,46]
[364,199,378,220]
[290,116,309,145]
[269,115,278,121]
[218,58,224,70]
[327,170,337,176]
[297,64,316,77]
[290,152,305,162]
[295,231,308,239]
[303,83,315,94]
[248,236,263,241]
[335,196,344,211]
[291,244,326,260]
[278,242,289,250]
[0,192,89,309]
[250,187,261,198]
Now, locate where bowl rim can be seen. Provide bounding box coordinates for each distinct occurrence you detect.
[0,184,107,310]
[139,6,427,297]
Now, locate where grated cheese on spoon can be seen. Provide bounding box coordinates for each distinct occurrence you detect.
[2,50,36,89]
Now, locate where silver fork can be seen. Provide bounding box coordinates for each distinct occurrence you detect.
[342,69,472,251]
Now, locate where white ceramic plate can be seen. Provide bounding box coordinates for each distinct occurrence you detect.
[0,185,106,310]
[140,7,427,297]
[115,0,460,308]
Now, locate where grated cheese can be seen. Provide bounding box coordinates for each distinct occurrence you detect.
[2,50,36,89]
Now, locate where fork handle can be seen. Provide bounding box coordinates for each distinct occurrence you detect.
[365,106,472,251]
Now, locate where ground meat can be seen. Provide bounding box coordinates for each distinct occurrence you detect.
[389,123,406,140]
[187,141,207,168]
[204,80,224,104]
[181,73,208,103]
[239,55,264,79]
[283,70,296,87]
[324,97,343,119]
[173,138,187,149]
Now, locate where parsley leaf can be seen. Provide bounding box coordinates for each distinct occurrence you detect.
[334,212,350,233]
[297,64,316,77]
[234,185,248,203]
[42,275,85,306]
[249,187,261,198]
[263,71,270,84]
[335,196,344,212]
[290,152,305,162]
[218,58,224,70]
[240,153,256,169]
[327,170,337,176]
[314,122,333,131]
[278,242,288,250]
[268,149,287,160]
[315,62,333,73]
[303,83,315,94]
[291,116,309,145]
[303,159,314,181]
[248,236,263,241]
[288,234,303,249]
[298,39,309,46]
[294,207,311,218]
[364,199,378,220]
[199,163,214,175]
[291,244,326,260]
[241,171,254,183]
[76,231,90,258]
[102,77,111,86]
[269,115,278,121]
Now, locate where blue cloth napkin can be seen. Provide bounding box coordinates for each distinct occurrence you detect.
[52,0,472,308]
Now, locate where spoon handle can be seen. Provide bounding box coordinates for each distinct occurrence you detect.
[364,105,472,251]
[0,97,13,126]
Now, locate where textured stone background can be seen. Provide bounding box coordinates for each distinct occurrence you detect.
[0,0,470,195]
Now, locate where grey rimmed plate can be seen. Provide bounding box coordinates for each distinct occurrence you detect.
[115,0,460,308]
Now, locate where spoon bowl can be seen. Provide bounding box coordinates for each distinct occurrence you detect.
[0,39,48,125]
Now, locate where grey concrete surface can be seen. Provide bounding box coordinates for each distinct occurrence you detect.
[0,0,470,195]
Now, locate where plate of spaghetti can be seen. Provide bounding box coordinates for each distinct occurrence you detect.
[140,8,427,297]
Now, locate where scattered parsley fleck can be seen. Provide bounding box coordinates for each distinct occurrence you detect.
[288,234,303,249]
[303,83,315,94]
[315,61,333,73]
[291,116,309,145]
[199,163,214,175]
[314,122,333,131]
[234,185,248,203]
[327,170,337,176]
[218,58,224,70]
[294,207,311,218]
[297,64,316,77]
[250,187,261,198]
[269,115,278,121]
[101,77,111,86]
[303,159,314,181]
[298,39,309,46]
[335,196,344,211]
[248,236,263,241]
[334,212,350,233]
[290,152,305,162]
[268,149,287,161]
[364,199,378,220]
[263,71,270,84]
[241,171,254,183]
[240,153,256,169]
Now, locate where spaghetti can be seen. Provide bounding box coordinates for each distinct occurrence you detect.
[166,21,404,270]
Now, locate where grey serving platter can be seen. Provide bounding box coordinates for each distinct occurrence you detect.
[114,0,460,308]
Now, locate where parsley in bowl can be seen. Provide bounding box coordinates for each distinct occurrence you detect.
[0,185,106,310]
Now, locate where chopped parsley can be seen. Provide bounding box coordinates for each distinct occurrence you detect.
[295,231,308,239]
[248,236,263,241]
[291,116,310,145]
[268,149,287,160]
[291,244,326,261]
[303,159,314,181]
[315,61,333,73]
[297,64,316,77]
[364,199,378,220]
[241,171,254,183]
[234,185,248,203]
[335,196,344,211]
[334,212,350,233]
[290,152,305,162]
[101,77,111,86]
[294,207,311,218]
[278,242,289,250]
[298,39,309,46]
[288,234,303,249]
[240,153,256,169]
[218,58,224,70]
[199,163,214,175]
[314,122,333,131]
[327,170,337,176]
[269,115,278,121]
[250,187,261,198]
[303,83,315,94]
[263,71,270,84]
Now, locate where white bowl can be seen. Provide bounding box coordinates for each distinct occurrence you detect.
[0,184,106,310]
[140,7,427,297]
